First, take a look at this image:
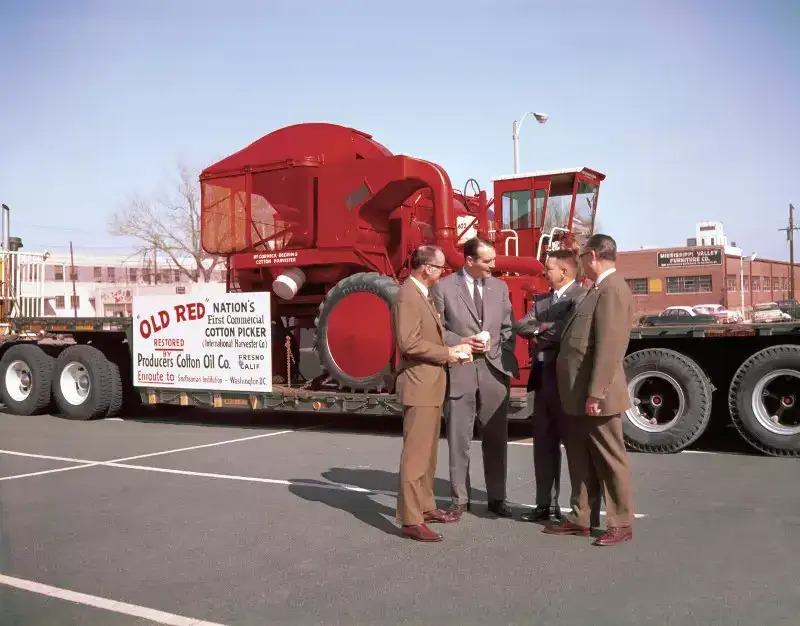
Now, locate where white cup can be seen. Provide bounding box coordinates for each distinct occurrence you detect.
[476,331,490,350]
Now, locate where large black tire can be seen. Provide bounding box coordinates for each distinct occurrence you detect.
[314,272,399,391]
[728,344,800,457]
[106,360,123,418]
[622,348,713,453]
[52,345,113,420]
[0,344,54,416]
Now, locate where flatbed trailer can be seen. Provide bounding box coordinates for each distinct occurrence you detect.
[0,314,798,458]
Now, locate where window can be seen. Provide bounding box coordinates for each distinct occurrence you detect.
[94,267,102,281]
[743,276,749,291]
[773,277,780,291]
[55,295,65,309]
[173,269,181,282]
[70,295,80,309]
[625,278,648,295]
[727,274,737,291]
[129,268,138,282]
[751,276,761,291]
[783,277,789,290]
[501,190,532,230]
[666,275,713,294]
[107,267,116,282]
[142,268,152,284]
[55,266,64,281]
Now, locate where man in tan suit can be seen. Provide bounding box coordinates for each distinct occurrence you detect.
[393,244,472,542]
[543,234,635,547]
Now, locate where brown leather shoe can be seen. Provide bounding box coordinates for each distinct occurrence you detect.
[423,508,459,523]
[592,526,632,546]
[541,519,590,536]
[401,523,443,542]
[446,502,468,520]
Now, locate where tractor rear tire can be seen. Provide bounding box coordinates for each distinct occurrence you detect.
[0,344,54,416]
[728,345,800,457]
[315,272,399,392]
[622,348,713,453]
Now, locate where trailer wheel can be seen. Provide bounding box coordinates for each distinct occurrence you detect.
[315,272,399,392]
[0,344,54,416]
[106,360,123,418]
[622,348,713,453]
[52,345,113,420]
[728,344,800,457]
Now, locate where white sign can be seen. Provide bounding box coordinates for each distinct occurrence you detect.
[132,292,272,393]
[457,215,477,244]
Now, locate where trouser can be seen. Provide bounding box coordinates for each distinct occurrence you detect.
[566,413,634,528]
[446,358,509,504]
[532,363,566,509]
[396,405,442,526]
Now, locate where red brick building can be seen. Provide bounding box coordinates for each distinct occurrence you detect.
[616,246,800,315]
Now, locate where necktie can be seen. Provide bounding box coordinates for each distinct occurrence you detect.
[473,279,483,323]
[551,289,558,304]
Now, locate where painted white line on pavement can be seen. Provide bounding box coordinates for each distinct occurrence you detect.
[516,502,647,519]
[106,462,374,493]
[0,464,100,482]
[0,573,227,626]
[0,449,96,463]
[109,429,296,463]
[0,426,318,482]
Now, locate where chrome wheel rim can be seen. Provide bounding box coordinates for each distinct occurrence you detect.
[751,369,800,436]
[626,371,686,432]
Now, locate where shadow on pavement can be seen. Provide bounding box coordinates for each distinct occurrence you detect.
[288,468,489,535]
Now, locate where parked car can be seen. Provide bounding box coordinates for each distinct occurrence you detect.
[638,306,717,326]
[751,302,793,323]
[774,299,800,319]
[693,304,744,323]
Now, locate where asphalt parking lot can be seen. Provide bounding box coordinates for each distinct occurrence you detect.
[0,408,798,626]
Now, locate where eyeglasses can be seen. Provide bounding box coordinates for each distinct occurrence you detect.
[425,263,445,271]
[579,251,594,259]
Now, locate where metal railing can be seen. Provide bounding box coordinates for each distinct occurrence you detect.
[0,250,47,321]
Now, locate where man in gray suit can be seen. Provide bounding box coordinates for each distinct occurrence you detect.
[513,250,588,523]
[431,236,519,519]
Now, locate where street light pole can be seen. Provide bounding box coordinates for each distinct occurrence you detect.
[739,252,757,319]
[512,111,548,174]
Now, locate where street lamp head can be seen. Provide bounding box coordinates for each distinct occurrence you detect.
[1,204,8,211]
[750,253,758,261]
[533,112,549,124]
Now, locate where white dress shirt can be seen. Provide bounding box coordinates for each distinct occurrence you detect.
[410,275,428,298]
[553,279,576,301]
[462,269,484,298]
[594,267,616,288]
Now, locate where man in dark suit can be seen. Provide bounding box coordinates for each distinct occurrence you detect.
[513,250,587,523]
[430,237,519,519]
[392,245,473,542]
[544,234,636,547]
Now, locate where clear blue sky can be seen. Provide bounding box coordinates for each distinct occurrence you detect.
[1,0,797,259]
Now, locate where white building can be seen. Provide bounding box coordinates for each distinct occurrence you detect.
[12,250,227,318]
[687,221,742,256]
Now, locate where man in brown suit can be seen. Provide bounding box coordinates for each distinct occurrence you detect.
[393,244,472,542]
[543,234,635,547]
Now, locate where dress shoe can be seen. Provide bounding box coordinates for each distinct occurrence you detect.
[488,500,513,518]
[520,505,552,522]
[423,508,459,523]
[541,519,590,536]
[592,526,632,546]
[401,523,443,542]
[446,502,468,520]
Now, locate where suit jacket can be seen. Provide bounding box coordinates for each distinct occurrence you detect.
[392,278,451,407]
[430,270,518,398]
[556,270,635,416]
[513,281,588,361]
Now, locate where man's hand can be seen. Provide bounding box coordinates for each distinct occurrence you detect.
[462,335,488,352]
[585,396,602,417]
[448,344,473,363]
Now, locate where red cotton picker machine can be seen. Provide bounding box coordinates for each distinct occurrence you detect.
[200,122,604,414]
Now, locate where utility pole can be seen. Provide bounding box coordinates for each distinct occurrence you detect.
[69,241,78,318]
[778,203,798,300]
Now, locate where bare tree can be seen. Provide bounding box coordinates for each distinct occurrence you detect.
[108,163,223,282]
